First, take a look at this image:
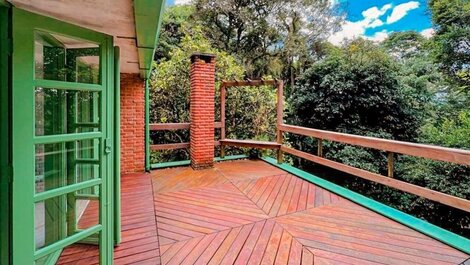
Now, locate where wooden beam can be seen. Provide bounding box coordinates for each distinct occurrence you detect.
[281,146,470,212]
[220,139,281,149]
[150,122,222,131]
[150,141,220,151]
[220,83,226,158]
[150,123,190,131]
[150,143,189,151]
[222,80,277,88]
[317,139,323,157]
[388,152,394,178]
[276,80,284,164]
[280,124,470,166]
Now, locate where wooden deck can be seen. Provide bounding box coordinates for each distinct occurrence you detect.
[58,159,468,264]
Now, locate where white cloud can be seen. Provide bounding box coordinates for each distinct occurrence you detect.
[369,19,384,28]
[329,4,392,45]
[421,28,435,38]
[366,30,390,42]
[174,0,191,5]
[362,4,392,21]
[386,1,420,24]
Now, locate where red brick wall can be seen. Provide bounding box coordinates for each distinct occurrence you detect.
[120,73,145,173]
[190,54,216,169]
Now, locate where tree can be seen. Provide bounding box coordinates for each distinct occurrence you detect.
[429,0,470,87]
[289,39,419,141]
[382,32,444,121]
[382,31,427,60]
[194,0,342,79]
[154,5,195,62]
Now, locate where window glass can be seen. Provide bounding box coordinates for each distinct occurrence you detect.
[35,88,100,136]
[35,186,100,251]
[35,140,100,194]
[35,31,100,84]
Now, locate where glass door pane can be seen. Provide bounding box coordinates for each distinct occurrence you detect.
[12,8,113,265]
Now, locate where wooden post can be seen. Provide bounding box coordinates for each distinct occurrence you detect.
[317,139,323,157]
[276,80,284,164]
[220,83,226,158]
[388,152,394,178]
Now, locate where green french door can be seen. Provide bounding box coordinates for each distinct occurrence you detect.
[12,8,114,265]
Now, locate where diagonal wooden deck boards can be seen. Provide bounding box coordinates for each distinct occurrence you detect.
[57,159,469,264]
[57,173,161,265]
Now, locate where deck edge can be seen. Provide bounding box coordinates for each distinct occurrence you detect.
[261,156,470,255]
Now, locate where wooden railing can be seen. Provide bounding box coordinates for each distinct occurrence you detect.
[277,124,470,212]
[149,122,222,151]
[149,78,470,213]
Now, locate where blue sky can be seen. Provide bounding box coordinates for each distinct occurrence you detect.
[329,0,433,44]
[166,0,434,44]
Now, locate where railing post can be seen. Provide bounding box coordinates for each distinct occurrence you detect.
[387,152,394,178]
[220,83,226,158]
[276,80,284,164]
[317,139,323,157]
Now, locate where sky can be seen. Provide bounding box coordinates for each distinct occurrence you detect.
[166,0,434,45]
[330,0,433,44]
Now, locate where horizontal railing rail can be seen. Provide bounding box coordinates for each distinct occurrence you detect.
[149,122,222,151]
[278,123,470,212]
[150,122,222,131]
[280,124,470,166]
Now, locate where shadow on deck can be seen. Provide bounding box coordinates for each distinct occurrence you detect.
[58,159,469,264]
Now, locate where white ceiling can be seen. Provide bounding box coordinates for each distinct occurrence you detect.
[9,0,141,74]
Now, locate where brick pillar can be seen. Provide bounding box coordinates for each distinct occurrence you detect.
[120,73,145,173]
[190,53,216,169]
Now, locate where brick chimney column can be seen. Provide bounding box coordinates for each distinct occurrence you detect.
[190,53,216,169]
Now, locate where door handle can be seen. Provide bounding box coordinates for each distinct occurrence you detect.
[105,138,112,154]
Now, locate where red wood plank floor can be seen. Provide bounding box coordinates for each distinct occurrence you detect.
[57,159,469,264]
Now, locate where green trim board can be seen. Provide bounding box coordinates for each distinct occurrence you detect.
[134,0,166,79]
[261,157,470,255]
[145,79,150,171]
[114,46,121,246]
[0,6,11,265]
[150,155,248,169]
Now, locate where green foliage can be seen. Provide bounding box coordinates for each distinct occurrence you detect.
[155,5,195,61]
[194,0,342,79]
[150,24,244,124]
[288,38,470,236]
[382,31,444,121]
[421,111,470,148]
[290,39,419,141]
[149,24,277,162]
[394,111,470,235]
[382,31,427,60]
[429,0,470,87]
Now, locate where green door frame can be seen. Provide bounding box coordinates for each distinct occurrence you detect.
[0,5,11,265]
[11,8,115,264]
